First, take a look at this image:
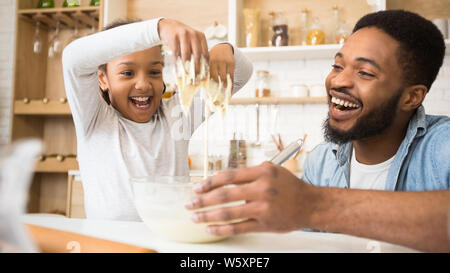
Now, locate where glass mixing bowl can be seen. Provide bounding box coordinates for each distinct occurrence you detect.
[132,176,233,243]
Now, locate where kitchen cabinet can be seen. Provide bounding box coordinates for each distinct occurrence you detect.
[10,0,126,214]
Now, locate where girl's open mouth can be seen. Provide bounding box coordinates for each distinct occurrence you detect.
[129,96,152,109]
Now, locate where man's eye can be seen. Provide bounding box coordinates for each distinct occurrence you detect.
[331,64,343,71]
[359,71,375,78]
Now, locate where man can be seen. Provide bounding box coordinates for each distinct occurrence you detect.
[184,10,450,252]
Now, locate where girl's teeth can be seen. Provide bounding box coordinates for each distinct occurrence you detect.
[135,104,148,108]
[132,97,149,101]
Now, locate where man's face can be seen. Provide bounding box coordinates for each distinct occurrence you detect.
[324,27,405,144]
[99,47,164,123]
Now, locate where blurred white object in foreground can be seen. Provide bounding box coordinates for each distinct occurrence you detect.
[0,139,42,253]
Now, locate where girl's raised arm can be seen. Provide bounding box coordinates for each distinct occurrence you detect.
[62,18,209,136]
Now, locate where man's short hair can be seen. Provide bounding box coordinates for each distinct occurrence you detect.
[353,10,445,91]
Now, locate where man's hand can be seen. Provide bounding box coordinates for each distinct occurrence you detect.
[158,18,209,74]
[185,162,319,236]
[209,43,235,87]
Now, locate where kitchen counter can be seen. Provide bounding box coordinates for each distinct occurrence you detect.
[21,214,418,253]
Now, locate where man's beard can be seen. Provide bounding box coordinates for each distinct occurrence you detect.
[323,91,402,145]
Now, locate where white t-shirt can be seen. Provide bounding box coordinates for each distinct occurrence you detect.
[350,148,395,190]
[62,18,253,221]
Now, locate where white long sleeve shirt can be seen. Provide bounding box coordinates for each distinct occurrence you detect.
[62,19,253,221]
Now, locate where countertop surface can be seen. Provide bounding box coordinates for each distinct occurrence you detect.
[21,214,418,253]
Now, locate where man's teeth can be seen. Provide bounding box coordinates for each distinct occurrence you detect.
[331,96,359,108]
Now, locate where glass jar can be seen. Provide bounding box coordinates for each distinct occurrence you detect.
[270,11,288,47]
[332,5,350,44]
[299,8,309,45]
[332,5,340,43]
[335,21,350,44]
[228,139,247,169]
[63,0,80,7]
[242,9,261,47]
[90,0,101,6]
[37,0,55,8]
[306,17,325,45]
[255,70,271,98]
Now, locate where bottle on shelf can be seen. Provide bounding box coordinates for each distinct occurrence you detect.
[270,11,289,47]
[63,0,80,7]
[242,9,261,47]
[37,0,55,8]
[306,17,325,45]
[90,0,101,6]
[332,5,350,44]
[267,10,275,46]
[335,21,351,44]
[299,8,309,46]
[332,5,340,44]
[255,70,271,98]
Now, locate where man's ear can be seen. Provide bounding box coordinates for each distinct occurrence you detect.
[399,84,427,112]
[98,68,109,91]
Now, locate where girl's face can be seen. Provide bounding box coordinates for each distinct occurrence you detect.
[98,46,164,123]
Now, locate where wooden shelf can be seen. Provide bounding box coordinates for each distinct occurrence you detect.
[35,157,79,173]
[18,6,100,29]
[14,100,71,116]
[18,6,100,14]
[239,45,341,62]
[240,39,450,62]
[229,96,328,105]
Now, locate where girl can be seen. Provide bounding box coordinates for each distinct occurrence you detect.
[62,18,253,221]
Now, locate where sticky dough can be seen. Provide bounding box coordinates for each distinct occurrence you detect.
[175,55,232,115]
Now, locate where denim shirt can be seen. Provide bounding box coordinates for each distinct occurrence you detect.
[302,106,450,191]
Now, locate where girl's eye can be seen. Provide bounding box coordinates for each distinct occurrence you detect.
[121,71,133,76]
[149,70,161,76]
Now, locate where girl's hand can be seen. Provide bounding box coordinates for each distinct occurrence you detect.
[209,43,235,87]
[158,18,209,74]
